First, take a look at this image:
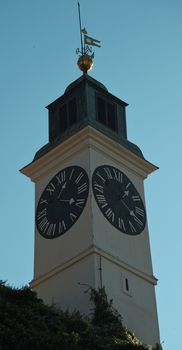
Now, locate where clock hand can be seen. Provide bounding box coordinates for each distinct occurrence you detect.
[119,198,131,212]
[117,190,129,201]
[129,210,143,226]
[59,198,75,205]
[122,190,129,198]
[69,198,75,205]
[57,182,67,199]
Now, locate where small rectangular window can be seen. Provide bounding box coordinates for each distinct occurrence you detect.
[122,273,132,296]
[97,96,107,125]
[125,278,129,292]
[97,95,117,133]
[107,102,117,131]
[49,108,59,142]
[59,104,67,133]
[69,98,77,127]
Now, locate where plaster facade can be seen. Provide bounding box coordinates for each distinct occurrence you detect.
[21,126,160,346]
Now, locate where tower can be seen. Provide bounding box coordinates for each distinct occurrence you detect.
[21,22,160,347]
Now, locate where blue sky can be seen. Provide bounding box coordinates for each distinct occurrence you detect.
[0,1,182,349]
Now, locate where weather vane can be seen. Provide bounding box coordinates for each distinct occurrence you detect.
[76,2,101,74]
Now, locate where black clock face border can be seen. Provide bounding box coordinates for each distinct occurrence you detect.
[36,165,89,239]
[92,165,146,235]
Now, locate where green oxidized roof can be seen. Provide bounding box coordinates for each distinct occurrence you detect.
[33,74,144,161]
[65,74,108,93]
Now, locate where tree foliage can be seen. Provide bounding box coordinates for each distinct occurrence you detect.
[0,281,161,350]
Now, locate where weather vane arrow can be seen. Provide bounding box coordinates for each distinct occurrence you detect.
[76,2,101,74]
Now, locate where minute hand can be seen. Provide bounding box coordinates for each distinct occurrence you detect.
[119,198,131,212]
[129,210,143,226]
[57,182,67,199]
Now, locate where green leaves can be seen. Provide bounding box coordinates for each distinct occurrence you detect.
[0,282,161,350]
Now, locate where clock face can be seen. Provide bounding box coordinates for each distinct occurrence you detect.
[92,165,146,235]
[36,166,89,239]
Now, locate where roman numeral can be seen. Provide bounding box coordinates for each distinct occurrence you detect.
[133,215,143,227]
[75,172,84,184]
[59,220,66,234]
[101,203,107,208]
[46,182,55,195]
[94,182,104,194]
[96,194,108,208]
[69,168,74,180]
[132,195,140,202]
[70,212,77,222]
[45,223,56,236]
[52,224,56,236]
[40,198,48,205]
[135,207,145,217]
[129,221,136,233]
[96,172,106,183]
[56,171,65,185]
[105,208,115,223]
[126,182,131,189]
[37,208,47,220]
[113,169,123,183]
[103,167,113,179]
[77,182,87,194]
[96,194,106,203]
[75,199,85,208]
[118,217,125,231]
[38,218,57,236]
[38,217,49,231]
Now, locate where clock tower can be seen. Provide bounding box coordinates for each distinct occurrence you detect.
[21,61,160,346]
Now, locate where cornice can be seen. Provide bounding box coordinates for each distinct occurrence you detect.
[30,243,157,289]
[20,126,158,182]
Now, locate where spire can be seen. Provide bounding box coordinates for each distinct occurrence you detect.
[76,2,101,74]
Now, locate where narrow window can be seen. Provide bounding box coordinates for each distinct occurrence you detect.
[49,108,59,142]
[59,104,67,133]
[69,98,77,127]
[121,274,131,296]
[107,102,117,131]
[97,96,107,125]
[125,278,129,292]
[97,95,117,133]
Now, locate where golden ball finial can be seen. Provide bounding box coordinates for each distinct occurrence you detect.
[77,54,93,73]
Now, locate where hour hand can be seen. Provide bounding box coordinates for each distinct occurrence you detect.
[69,198,75,205]
[59,198,75,205]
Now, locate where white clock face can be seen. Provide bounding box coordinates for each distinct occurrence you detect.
[92,165,146,235]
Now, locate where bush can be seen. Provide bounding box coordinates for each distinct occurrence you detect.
[0,281,161,350]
